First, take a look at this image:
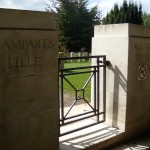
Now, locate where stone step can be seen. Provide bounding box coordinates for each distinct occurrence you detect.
[60,120,124,150]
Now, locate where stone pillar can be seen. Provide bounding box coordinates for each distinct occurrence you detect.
[92,24,150,138]
[0,9,59,150]
[126,24,150,137]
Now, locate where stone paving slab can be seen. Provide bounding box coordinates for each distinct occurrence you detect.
[60,120,124,150]
[60,103,150,150]
[111,133,150,150]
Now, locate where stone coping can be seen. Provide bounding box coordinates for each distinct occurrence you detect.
[0,8,56,29]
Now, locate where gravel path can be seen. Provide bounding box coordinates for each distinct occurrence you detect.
[59,92,85,107]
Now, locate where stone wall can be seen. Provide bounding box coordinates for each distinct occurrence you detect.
[92,24,150,138]
[126,24,150,137]
[0,9,59,150]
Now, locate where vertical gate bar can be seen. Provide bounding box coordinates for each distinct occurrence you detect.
[58,59,61,136]
[60,69,64,124]
[103,56,106,121]
[94,67,96,114]
[97,57,100,122]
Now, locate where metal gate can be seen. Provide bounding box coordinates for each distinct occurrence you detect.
[58,55,106,136]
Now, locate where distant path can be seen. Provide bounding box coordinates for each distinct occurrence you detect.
[59,92,85,107]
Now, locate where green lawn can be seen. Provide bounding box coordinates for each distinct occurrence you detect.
[60,62,91,101]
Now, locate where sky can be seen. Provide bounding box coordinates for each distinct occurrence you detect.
[0,0,150,17]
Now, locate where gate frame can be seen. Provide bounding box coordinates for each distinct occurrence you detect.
[58,55,106,136]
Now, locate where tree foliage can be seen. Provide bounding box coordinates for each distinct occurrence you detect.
[102,0,143,25]
[46,0,101,52]
[143,13,150,26]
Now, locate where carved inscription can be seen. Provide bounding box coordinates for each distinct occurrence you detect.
[8,57,42,68]
[131,42,150,65]
[131,43,150,50]
[0,39,53,49]
[0,38,53,70]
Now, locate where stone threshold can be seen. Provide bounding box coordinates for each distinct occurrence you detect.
[59,119,124,150]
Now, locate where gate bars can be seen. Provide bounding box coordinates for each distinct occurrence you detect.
[58,55,106,136]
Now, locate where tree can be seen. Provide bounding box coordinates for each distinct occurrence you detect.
[143,13,150,26]
[102,0,143,25]
[46,0,101,52]
[138,4,143,24]
[113,3,119,23]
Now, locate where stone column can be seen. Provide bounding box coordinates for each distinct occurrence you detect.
[0,9,59,150]
[126,24,150,137]
[92,23,150,138]
[92,24,128,131]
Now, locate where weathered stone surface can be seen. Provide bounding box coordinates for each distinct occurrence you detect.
[0,30,58,77]
[0,8,56,29]
[0,9,59,150]
[92,23,150,139]
[92,24,128,131]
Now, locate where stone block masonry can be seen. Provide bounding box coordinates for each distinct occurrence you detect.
[0,9,59,150]
[92,23,150,140]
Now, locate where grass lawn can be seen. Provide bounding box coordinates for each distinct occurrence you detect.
[60,62,91,101]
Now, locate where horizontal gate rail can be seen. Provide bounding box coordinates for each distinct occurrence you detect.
[58,55,106,136]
